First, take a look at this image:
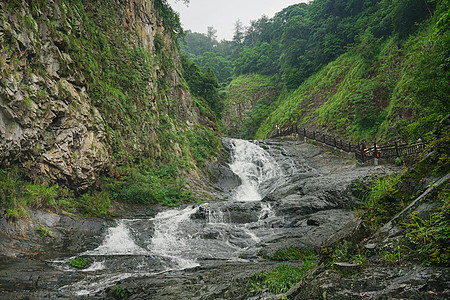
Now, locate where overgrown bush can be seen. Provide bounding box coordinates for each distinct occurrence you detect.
[69,257,89,269]
[0,169,113,218]
[362,174,402,230]
[403,182,450,265]
[113,162,192,206]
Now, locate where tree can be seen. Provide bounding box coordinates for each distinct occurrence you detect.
[233,19,245,46]
[391,0,436,39]
[207,26,218,41]
[181,56,224,117]
[202,68,224,116]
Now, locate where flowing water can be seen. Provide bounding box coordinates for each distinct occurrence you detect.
[54,139,299,296]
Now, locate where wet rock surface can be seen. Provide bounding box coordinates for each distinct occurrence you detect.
[290,264,450,300]
[0,139,413,299]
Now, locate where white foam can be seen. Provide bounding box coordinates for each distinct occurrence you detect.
[85,220,148,256]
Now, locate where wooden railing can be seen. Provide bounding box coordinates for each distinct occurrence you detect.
[354,142,426,163]
[270,125,358,153]
[270,125,426,163]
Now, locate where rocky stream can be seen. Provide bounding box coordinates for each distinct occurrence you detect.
[0,138,409,299]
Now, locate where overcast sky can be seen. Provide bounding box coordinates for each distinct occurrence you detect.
[167,0,308,41]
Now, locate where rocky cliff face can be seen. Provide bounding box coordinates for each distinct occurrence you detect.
[223,74,279,139]
[0,0,207,190]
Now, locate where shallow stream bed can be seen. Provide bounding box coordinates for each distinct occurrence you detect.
[0,138,395,299]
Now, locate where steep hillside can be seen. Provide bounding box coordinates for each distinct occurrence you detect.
[0,0,219,216]
[243,0,449,143]
[255,10,449,142]
[223,74,280,138]
[180,0,448,143]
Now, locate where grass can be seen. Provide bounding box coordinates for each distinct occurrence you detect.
[0,168,112,218]
[361,174,402,231]
[36,226,54,238]
[322,240,367,268]
[250,248,316,295]
[402,181,450,265]
[248,262,314,295]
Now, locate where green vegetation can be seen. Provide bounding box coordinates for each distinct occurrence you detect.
[402,181,449,265]
[361,174,402,231]
[249,262,314,294]
[36,226,54,238]
[250,248,316,295]
[182,0,448,144]
[258,0,449,143]
[112,162,191,206]
[110,285,129,299]
[224,74,280,139]
[0,168,111,218]
[69,257,89,269]
[181,55,224,117]
[322,239,367,268]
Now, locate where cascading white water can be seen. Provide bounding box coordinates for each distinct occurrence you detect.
[228,139,284,201]
[60,138,286,297]
[258,203,275,221]
[148,206,200,269]
[85,220,148,256]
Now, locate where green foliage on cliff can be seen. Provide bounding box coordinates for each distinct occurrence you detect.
[0,168,111,218]
[357,122,450,265]
[111,125,219,206]
[181,55,224,117]
[224,74,280,139]
[0,0,222,211]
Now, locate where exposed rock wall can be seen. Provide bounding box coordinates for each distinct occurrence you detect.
[223,74,279,138]
[0,0,205,189]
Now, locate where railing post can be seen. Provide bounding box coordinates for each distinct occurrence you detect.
[373,141,378,166]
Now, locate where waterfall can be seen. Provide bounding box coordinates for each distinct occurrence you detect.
[59,138,286,297]
[85,220,148,256]
[228,139,283,201]
[148,206,200,269]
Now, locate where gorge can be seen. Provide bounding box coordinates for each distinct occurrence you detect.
[1,0,449,299]
[1,137,402,299]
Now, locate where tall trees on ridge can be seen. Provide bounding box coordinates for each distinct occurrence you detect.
[179,0,441,92]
